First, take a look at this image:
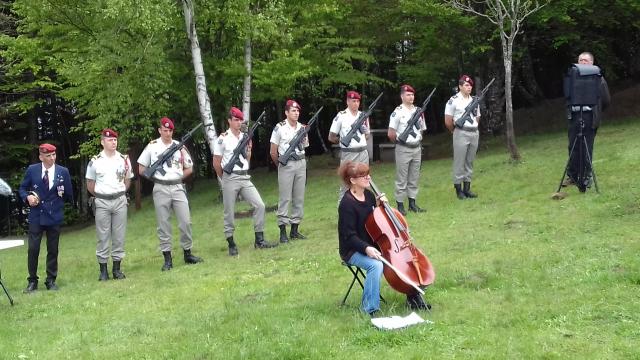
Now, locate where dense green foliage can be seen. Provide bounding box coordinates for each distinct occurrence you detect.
[1,117,639,358]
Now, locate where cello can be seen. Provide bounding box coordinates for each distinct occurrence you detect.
[365,179,435,295]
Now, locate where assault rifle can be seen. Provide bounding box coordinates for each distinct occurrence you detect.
[278,107,324,166]
[397,87,436,144]
[222,111,266,174]
[339,92,383,147]
[454,78,495,129]
[143,122,203,179]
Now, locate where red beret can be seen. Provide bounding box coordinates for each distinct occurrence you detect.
[285,99,301,110]
[39,143,56,154]
[346,91,361,100]
[400,84,415,94]
[160,117,174,130]
[101,128,118,138]
[459,75,474,87]
[229,107,244,120]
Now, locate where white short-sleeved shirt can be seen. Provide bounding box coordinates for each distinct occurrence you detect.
[137,138,193,181]
[86,151,133,195]
[270,120,308,156]
[329,109,370,148]
[213,131,249,171]
[444,93,480,129]
[388,104,426,145]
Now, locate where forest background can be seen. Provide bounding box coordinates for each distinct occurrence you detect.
[0,0,639,226]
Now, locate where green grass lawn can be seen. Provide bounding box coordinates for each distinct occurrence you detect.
[1,119,639,359]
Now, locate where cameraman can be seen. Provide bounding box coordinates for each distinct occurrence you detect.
[563,52,611,188]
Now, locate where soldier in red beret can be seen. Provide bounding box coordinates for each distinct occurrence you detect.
[329,90,371,204]
[444,75,480,199]
[270,99,309,243]
[86,129,133,281]
[387,84,427,215]
[18,143,74,292]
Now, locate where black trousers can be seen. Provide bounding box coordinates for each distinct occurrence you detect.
[27,222,60,283]
[567,111,596,185]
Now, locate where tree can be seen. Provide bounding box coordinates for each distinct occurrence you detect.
[448,0,547,161]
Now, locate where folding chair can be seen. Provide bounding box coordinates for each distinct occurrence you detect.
[340,261,385,306]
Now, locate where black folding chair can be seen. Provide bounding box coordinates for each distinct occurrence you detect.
[340,261,385,306]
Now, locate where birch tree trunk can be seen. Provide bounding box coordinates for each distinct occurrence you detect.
[242,37,252,123]
[182,0,217,153]
[502,34,520,160]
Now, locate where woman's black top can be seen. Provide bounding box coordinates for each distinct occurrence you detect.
[338,189,376,261]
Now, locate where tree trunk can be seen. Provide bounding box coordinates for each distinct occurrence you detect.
[503,36,521,161]
[242,37,252,122]
[79,156,88,217]
[182,0,217,153]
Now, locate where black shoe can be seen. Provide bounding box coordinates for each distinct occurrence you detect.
[227,236,238,256]
[23,281,37,293]
[406,293,429,310]
[161,251,173,271]
[408,198,425,213]
[112,260,126,280]
[289,223,306,240]
[396,201,407,216]
[45,281,59,291]
[279,225,289,243]
[99,263,109,281]
[184,249,203,264]
[254,232,277,249]
[369,310,380,318]
[463,181,477,198]
[454,184,467,200]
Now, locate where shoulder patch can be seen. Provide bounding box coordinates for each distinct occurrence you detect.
[217,137,224,145]
[447,99,454,105]
[391,111,396,117]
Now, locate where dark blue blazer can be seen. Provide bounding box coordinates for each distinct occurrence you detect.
[19,163,74,226]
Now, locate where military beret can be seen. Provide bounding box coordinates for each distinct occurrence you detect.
[39,143,56,154]
[285,99,301,110]
[459,74,474,87]
[160,117,174,130]
[229,107,244,120]
[400,84,415,94]
[346,91,361,100]
[101,128,118,138]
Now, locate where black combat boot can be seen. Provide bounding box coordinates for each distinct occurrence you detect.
[184,249,203,264]
[396,201,407,216]
[463,181,477,198]
[254,232,277,249]
[406,293,431,310]
[112,260,126,280]
[408,198,425,213]
[227,236,238,256]
[454,184,467,200]
[289,223,306,240]
[279,225,289,243]
[98,263,109,281]
[161,251,173,271]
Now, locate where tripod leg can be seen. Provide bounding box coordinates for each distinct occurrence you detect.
[0,267,14,306]
[582,135,599,193]
[557,137,579,193]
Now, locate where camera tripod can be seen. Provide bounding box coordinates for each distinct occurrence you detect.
[557,108,599,193]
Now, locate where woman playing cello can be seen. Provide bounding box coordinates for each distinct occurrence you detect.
[337,161,429,316]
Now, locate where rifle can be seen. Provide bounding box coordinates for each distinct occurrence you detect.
[454,78,495,129]
[397,87,436,144]
[278,107,324,166]
[339,92,383,147]
[222,111,266,174]
[143,122,203,179]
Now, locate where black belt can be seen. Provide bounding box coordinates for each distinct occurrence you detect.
[456,127,478,133]
[153,179,182,185]
[232,170,248,175]
[340,146,367,153]
[396,142,421,148]
[94,192,125,200]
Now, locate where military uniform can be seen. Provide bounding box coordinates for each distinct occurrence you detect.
[270,119,308,228]
[389,104,426,204]
[138,137,195,254]
[86,147,133,275]
[444,92,479,185]
[214,131,266,239]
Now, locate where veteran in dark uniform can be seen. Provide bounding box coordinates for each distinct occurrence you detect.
[328,90,370,204]
[213,107,276,255]
[19,143,74,292]
[269,99,308,243]
[138,117,203,271]
[387,84,427,215]
[86,129,133,281]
